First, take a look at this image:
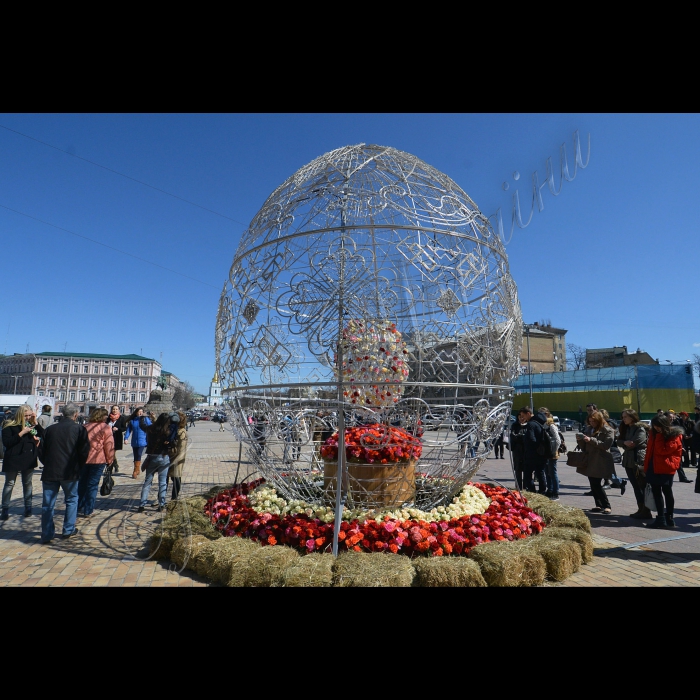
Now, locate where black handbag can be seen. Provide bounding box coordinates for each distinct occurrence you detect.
[100,464,115,496]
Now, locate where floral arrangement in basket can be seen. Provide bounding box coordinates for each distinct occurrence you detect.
[204,479,545,556]
[336,319,409,408]
[320,423,422,464]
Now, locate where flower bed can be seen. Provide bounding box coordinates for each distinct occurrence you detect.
[204,479,545,557]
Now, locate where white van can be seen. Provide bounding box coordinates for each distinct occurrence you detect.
[552,416,560,427]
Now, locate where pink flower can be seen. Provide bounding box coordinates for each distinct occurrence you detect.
[306,539,316,551]
[409,527,423,543]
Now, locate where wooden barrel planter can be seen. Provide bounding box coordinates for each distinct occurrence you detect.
[323,459,417,509]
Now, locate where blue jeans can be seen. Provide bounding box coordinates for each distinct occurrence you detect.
[41,479,79,540]
[2,469,34,510]
[547,458,559,496]
[77,463,105,516]
[140,455,170,507]
[132,445,145,462]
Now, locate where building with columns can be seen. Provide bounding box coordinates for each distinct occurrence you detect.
[0,352,163,416]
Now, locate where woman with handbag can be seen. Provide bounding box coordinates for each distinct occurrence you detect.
[643,414,684,529]
[575,410,615,514]
[78,408,115,519]
[617,409,650,519]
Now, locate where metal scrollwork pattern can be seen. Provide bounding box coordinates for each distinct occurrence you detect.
[218,143,523,510]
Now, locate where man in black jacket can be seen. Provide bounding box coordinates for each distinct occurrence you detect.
[509,408,530,490]
[38,402,89,544]
[522,407,549,494]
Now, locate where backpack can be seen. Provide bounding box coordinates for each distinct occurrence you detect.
[536,423,557,459]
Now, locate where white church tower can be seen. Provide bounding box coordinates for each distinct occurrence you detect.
[208,371,221,407]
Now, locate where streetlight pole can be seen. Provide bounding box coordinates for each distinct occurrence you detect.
[525,325,534,409]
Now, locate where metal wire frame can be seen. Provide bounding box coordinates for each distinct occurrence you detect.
[216,143,522,512]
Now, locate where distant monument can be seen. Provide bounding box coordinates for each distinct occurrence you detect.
[143,386,174,417]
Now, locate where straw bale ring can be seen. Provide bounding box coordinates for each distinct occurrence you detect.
[468,539,546,587]
[539,526,594,564]
[332,550,415,587]
[272,552,335,587]
[412,556,487,587]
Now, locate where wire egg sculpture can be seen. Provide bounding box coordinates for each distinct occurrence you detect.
[216,144,522,514]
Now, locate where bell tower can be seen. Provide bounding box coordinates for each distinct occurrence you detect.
[208,371,221,407]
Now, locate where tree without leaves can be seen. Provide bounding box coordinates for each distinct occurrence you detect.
[692,354,700,381]
[172,380,198,410]
[567,343,587,370]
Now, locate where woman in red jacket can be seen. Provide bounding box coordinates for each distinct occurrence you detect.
[78,408,115,519]
[644,414,684,529]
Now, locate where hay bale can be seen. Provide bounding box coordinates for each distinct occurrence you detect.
[149,496,220,560]
[272,553,335,587]
[412,557,486,587]
[196,536,260,585]
[238,545,301,587]
[202,483,239,500]
[332,551,415,587]
[149,529,180,560]
[522,495,592,534]
[469,540,546,587]
[170,535,214,572]
[540,526,594,564]
[543,505,590,532]
[520,492,551,510]
[512,537,581,582]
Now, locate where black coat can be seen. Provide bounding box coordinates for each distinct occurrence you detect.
[1,424,45,472]
[692,417,700,452]
[509,420,527,458]
[524,412,548,467]
[38,418,89,482]
[105,414,129,451]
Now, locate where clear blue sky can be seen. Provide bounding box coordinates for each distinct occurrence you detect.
[1,114,698,394]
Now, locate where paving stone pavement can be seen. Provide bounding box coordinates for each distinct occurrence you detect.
[2,423,700,587]
[0,423,258,588]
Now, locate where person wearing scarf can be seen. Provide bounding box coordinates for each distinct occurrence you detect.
[105,406,129,475]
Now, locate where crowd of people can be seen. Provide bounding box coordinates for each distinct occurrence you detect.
[507,402,698,529]
[2,397,699,539]
[0,402,189,544]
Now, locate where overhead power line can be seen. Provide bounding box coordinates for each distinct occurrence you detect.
[0,123,249,227]
[0,202,219,289]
